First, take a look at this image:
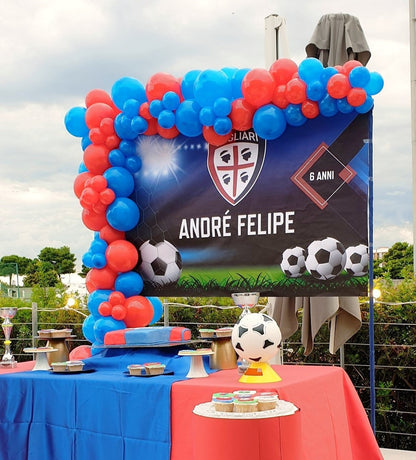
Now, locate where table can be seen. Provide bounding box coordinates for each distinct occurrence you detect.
[0,356,383,460]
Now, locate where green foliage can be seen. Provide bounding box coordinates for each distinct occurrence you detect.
[24,259,60,287]
[38,246,76,278]
[375,242,413,279]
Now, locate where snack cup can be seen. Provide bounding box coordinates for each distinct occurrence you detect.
[51,362,67,372]
[128,364,144,376]
[66,361,84,372]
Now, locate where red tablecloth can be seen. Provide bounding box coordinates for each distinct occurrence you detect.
[0,360,34,374]
[171,365,382,460]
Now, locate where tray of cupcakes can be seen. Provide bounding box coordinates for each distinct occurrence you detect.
[125,362,174,377]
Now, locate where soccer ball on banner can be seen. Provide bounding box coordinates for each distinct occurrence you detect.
[231,312,281,363]
[305,237,346,280]
[138,240,183,285]
[345,244,368,277]
[280,246,306,278]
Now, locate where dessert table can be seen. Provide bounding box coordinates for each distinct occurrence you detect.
[0,354,382,460]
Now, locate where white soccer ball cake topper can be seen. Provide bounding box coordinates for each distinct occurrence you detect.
[231,312,282,363]
[344,244,368,277]
[305,237,346,280]
[138,240,182,285]
[280,246,306,278]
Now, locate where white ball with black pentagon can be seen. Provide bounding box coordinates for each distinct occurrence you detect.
[138,240,182,285]
[231,312,281,363]
[280,246,306,278]
[305,237,346,280]
[345,244,368,276]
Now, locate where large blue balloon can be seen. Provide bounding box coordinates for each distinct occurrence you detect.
[103,167,134,197]
[284,104,307,127]
[298,58,324,84]
[364,72,384,95]
[194,70,232,107]
[306,80,325,102]
[106,197,140,231]
[175,100,203,137]
[111,77,147,111]
[320,67,338,86]
[82,315,97,343]
[337,98,354,114]
[231,68,250,99]
[349,66,370,88]
[87,289,112,317]
[148,297,164,325]
[115,271,144,297]
[181,70,201,99]
[319,95,338,117]
[93,317,126,344]
[355,95,374,114]
[253,104,287,140]
[65,107,89,137]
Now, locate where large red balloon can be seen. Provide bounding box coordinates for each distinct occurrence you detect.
[82,208,108,231]
[157,125,179,139]
[85,103,116,130]
[301,100,319,119]
[327,74,351,99]
[342,60,363,76]
[85,267,116,292]
[99,225,125,243]
[146,73,181,102]
[272,85,289,109]
[106,240,138,273]
[269,59,298,85]
[85,89,116,109]
[124,296,154,328]
[285,78,307,104]
[202,126,230,146]
[230,99,254,131]
[73,172,93,198]
[83,144,111,175]
[347,88,367,107]
[241,69,275,108]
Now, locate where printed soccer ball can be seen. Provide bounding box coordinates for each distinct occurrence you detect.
[305,237,346,280]
[280,246,306,278]
[231,312,281,363]
[138,240,182,285]
[345,244,368,277]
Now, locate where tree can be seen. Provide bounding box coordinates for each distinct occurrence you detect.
[23,259,60,287]
[376,242,413,279]
[0,255,32,286]
[78,264,90,278]
[38,246,76,280]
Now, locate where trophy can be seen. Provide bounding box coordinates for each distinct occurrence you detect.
[0,307,18,368]
[231,292,259,373]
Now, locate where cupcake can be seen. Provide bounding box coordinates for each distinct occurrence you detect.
[66,360,84,372]
[199,328,215,338]
[233,390,257,398]
[257,394,278,411]
[234,397,258,413]
[144,362,166,375]
[214,327,233,338]
[51,362,67,372]
[212,393,234,412]
[128,364,144,376]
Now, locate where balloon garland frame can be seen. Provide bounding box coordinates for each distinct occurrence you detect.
[65,58,383,351]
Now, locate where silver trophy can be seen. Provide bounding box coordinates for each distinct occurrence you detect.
[231,292,259,373]
[0,307,18,368]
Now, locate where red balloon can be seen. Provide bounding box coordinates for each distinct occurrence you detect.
[269,58,298,85]
[111,305,127,321]
[105,135,121,150]
[98,301,112,316]
[105,240,139,273]
[347,88,367,107]
[342,60,363,76]
[89,128,106,145]
[85,103,116,130]
[124,296,154,328]
[327,74,351,99]
[73,172,93,198]
[80,187,99,209]
[109,291,126,306]
[334,65,344,74]
[144,118,158,136]
[100,188,116,205]
[146,73,181,102]
[139,102,152,120]
[69,345,91,361]
[85,89,114,108]
[100,118,115,136]
[89,175,107,192]
[230,98,254,131]
[85,267,116,292]
[241,69,275,108]
[99,225,125,243]
[157,125,179,139]
[83,144,111,175]
[272,85,289,109]
[285,78,307,104]
[202,126,230,146]
[82,208,108,231]
[301,100,319,119]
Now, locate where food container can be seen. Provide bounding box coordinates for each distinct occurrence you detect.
[128,364,145,376]
[50,329,73,338]
[233,398,258,413]
[257,395,278,411]
[199,329,215,338]
[66,361,84,372]
[214,327,233,338]
[144,362,165,375]
[38,329,54,338]
[51,362,67,372]
[212,392,235,412]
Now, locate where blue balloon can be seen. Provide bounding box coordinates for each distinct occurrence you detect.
[111,77,147,111]
[106,197,140,231]
[349,66,370,88]
[355,95,374,114]
[87,289,112,316]
[364,72,384,95]
[213,97,232,117]
[213,116,232,135]
[253,104,287,140]
[149,99,163,118]
[148,297,164,325]
[337,98,354,114]
[181,69,201,100]
[125,156,142,173]
[82,315,97,343]
[194,70,232,107]
[319,95,338,117]
[221,67,238,79]
[298,58,324,84]
[92,253,107,269]
[90,235,108,253]
[114,114,137,140]
[306,80,325,102]
[78,162,88,173]
[123,99,141,118]
[162,91,180,111]
[199,107,215,126]
[115,271,144,297]
[109,149,126,167]
[64,107,89,137]
[320,67,338,86]
[284,104,307,127]
[103,167,134,197]
[158,110,176,129]
[231,68,250,99]
[93,317,126,344]
[82,251,94,268]
[119,140,136,156]
[130,116,148,134]
[175,100,203,137]
[81,136,92,151]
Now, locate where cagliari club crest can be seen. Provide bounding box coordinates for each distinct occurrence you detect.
[207,130,266,206]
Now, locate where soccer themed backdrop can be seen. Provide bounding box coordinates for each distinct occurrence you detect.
[64,57,383,348]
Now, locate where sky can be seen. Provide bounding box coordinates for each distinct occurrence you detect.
[0,0,413,270]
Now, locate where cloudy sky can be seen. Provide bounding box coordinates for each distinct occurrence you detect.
[0,0,413,269]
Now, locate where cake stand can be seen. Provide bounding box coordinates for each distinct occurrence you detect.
[178,349,213,378]
[23,347,58,371]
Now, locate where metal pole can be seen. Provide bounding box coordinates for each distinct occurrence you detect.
[410,0,416,273]
[32,302,38,348]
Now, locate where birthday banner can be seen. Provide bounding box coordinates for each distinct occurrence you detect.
[127,111,370,297]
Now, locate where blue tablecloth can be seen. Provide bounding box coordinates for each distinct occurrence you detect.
[0,347,210,460]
